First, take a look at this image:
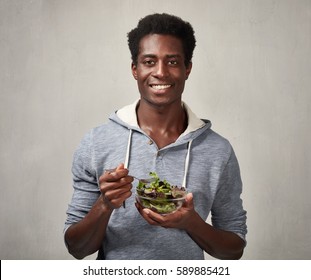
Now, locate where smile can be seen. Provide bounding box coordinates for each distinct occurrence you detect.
[150,84,172,90]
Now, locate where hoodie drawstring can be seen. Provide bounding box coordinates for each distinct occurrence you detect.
[124,129,132,169]
[124,129,192,189]
[182,139,193,189]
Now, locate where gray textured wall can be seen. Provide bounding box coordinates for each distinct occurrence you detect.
[1,0,310,259]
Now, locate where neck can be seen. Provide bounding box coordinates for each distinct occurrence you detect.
[136,99,188,148]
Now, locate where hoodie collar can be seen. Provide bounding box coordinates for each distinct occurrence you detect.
[116,99,206,136]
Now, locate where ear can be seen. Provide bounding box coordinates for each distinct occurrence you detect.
[131,63,138,80]
[185,62,192,80]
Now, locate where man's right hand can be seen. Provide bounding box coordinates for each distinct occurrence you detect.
[99,163,134,209]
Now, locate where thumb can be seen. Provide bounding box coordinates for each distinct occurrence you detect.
[116,163,125,171]
[185,192,194,208]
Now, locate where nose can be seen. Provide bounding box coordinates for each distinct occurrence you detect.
[153,61,169,78]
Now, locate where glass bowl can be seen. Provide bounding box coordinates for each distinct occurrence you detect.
[136,193,186,215]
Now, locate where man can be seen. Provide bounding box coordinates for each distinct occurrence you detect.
[64,13,247,260]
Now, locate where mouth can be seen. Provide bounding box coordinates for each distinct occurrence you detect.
[150,84,172,90]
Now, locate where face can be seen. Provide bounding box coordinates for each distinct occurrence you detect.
[132,34,192,107]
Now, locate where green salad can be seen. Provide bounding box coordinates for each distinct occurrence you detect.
[136,172,186,214]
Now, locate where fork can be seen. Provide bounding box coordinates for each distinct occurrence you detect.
[131,176,156,184]
[105,169,155,183]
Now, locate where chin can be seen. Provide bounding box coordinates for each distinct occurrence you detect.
[143,96,180,108]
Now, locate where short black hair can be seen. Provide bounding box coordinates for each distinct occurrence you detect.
[127,13,196,67]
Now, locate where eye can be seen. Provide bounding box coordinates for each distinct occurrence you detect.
[143,59,155,66]
[168,60,178,66]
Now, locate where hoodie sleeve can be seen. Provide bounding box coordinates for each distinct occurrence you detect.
[64,129,100,232]
[211,146,247,241]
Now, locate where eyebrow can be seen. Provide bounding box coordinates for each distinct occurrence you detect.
[140,54,182,59]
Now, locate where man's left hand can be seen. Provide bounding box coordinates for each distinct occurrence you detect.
[135,193,195,230]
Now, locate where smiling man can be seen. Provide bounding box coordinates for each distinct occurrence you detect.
[133,34,191,107]
[64,13,247,260]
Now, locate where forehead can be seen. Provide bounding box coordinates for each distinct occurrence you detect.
[138,34,184,57]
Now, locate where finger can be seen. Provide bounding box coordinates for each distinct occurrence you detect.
[104,189,132,209]
[184,192,194,209]
[101,163,125,177]
[115,163,125,171]
[110,167,129,180]
[143,208,167,225]
[107,163,127,178]
[102,183,132,199]
[103,195,123,209]
[100,168,129,184]
[142,210,161,225]
[135,203,158,225]
[99,169,115,183]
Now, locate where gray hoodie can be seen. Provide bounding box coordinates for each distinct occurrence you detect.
[64,100,247,259]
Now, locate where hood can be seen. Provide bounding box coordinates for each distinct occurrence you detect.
[112,99,210,138]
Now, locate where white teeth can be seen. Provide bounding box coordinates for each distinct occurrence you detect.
[151,84,171,90]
